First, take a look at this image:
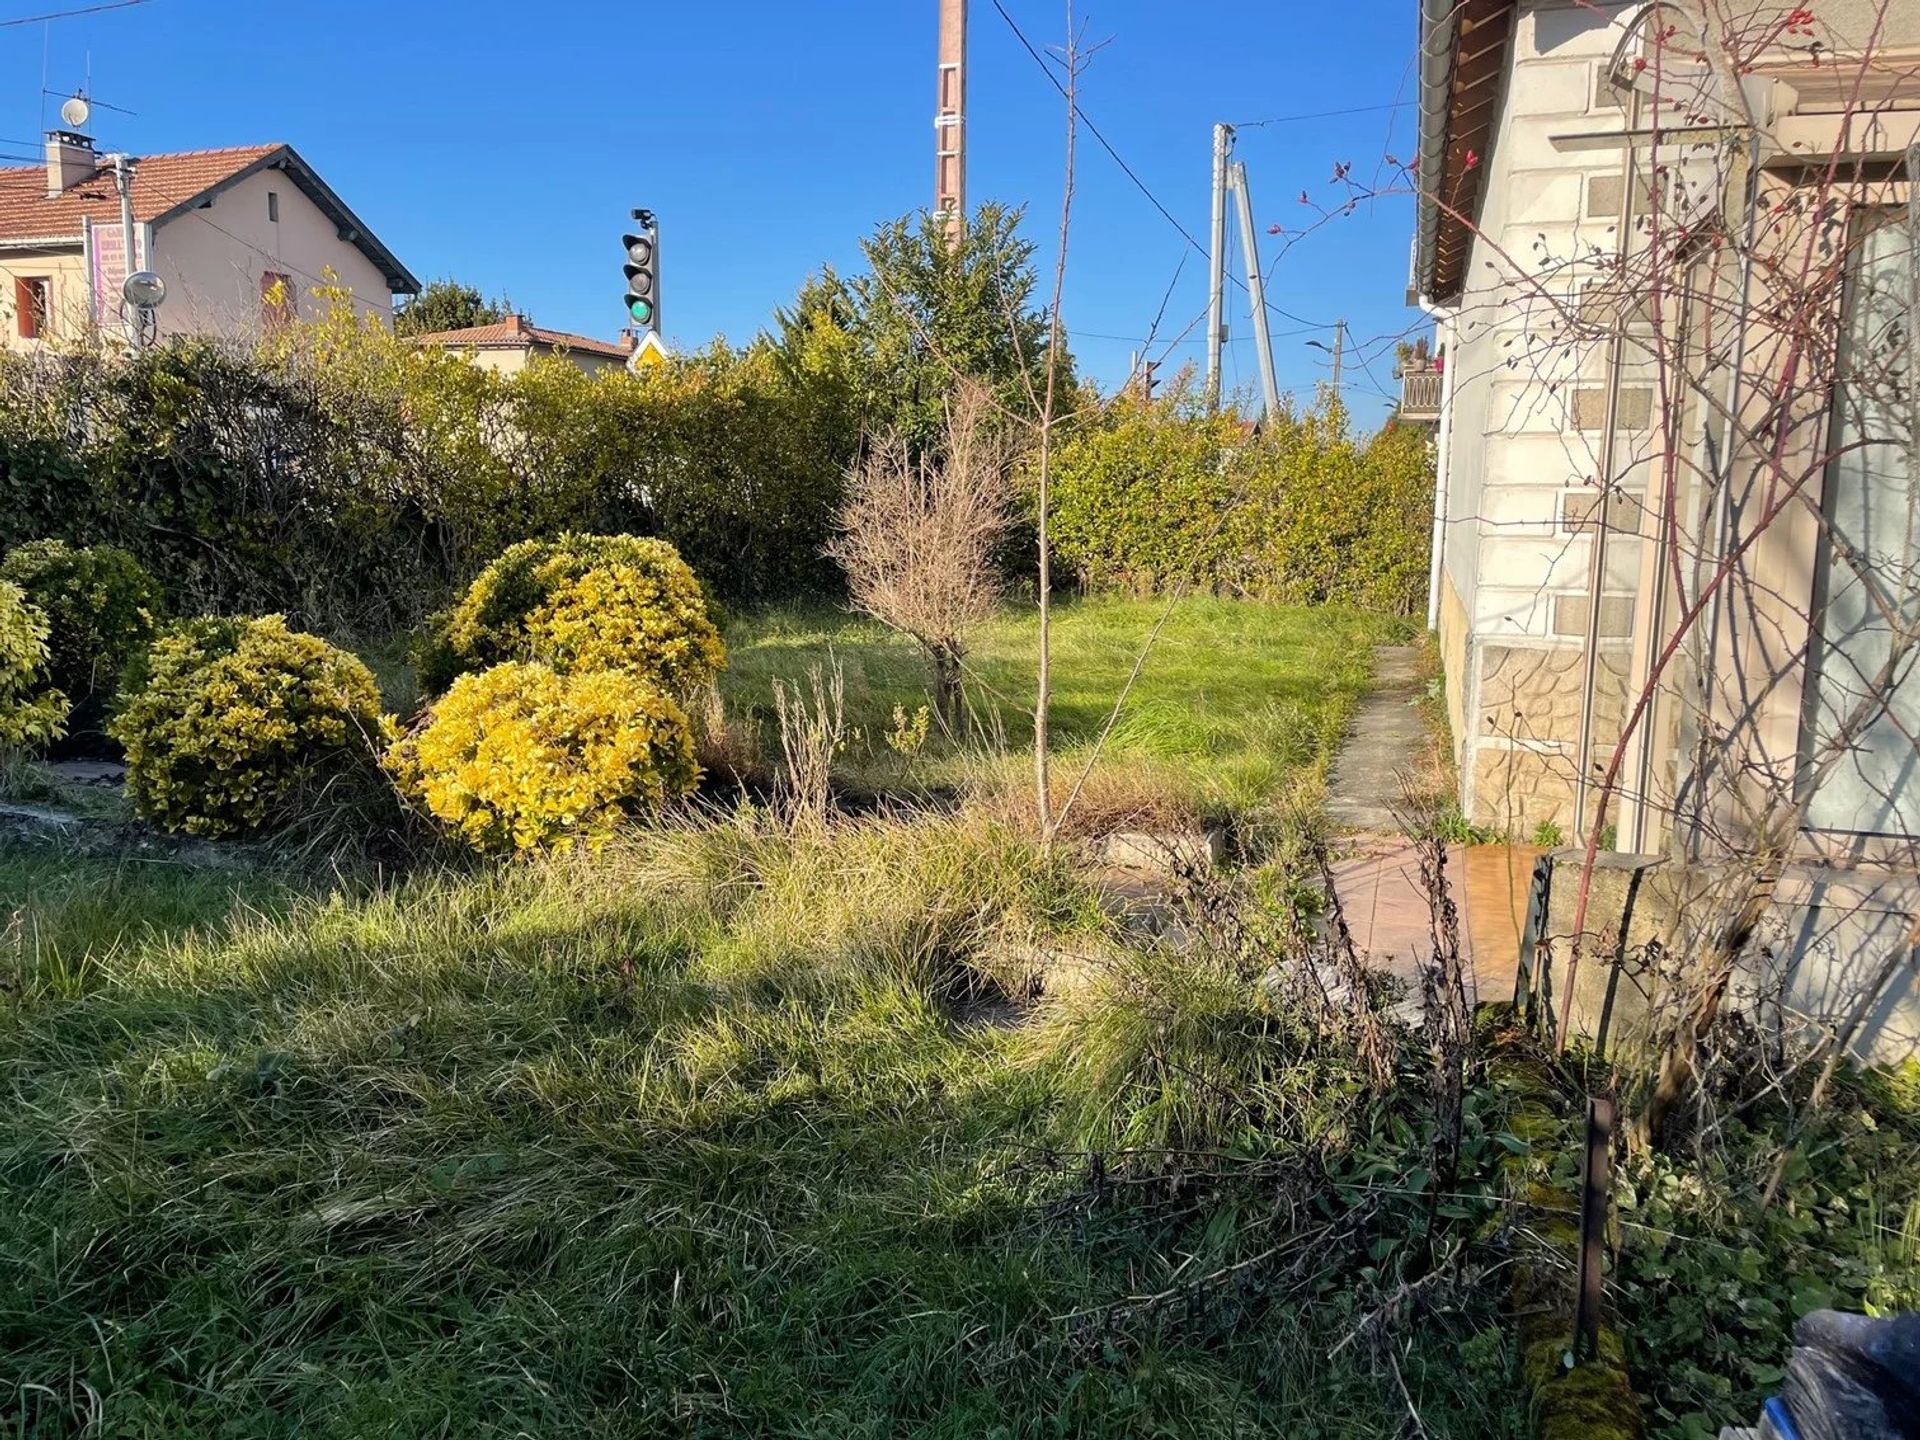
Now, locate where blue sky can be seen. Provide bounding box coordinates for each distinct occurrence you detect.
[2,0,1422,412]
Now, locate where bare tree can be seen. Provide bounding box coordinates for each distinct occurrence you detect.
[828,386,1015,732]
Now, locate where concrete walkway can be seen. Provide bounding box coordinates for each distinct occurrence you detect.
[1324,645,1426,833]
[1324,645,1530,1008]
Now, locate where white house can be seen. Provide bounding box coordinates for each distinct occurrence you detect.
[1411,0,1920,1060]
[0,133,417,348]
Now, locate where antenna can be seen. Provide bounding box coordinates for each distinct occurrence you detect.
[59,94,90,130]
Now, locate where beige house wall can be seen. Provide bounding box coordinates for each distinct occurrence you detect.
[440,345,628,379]
[1437,0,1648,834]
[1432,3,1920,1063]
[153,168,392,338]
[0,246,92,352]
[0,168,395,351]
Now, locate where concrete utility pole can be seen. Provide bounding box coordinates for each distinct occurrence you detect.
[1309,320,1346,408]
[935,0,967,242]
[1205,122,1231,410]
[1227,159,1280,420]
[110,152,137,344]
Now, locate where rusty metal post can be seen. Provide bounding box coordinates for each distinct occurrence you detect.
[1572,1095,1614,1363]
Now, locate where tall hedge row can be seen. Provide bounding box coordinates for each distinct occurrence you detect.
[1045,391,1435,615]
[0,294,855,637]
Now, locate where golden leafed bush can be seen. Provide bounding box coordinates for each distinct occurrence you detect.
[110,615,391,837]
[0,580,68,748]
[388,660,700,854]
[421,533,726,697]
[0,539,166,704]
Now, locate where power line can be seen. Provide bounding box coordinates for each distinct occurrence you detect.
[1226,100,1411,128]
[988,0,1203,254]
[0,0,151,28]
[42,87,138,117]
[987,0,1336,334]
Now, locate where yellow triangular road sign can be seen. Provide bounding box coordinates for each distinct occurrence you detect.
[629,330,670,371]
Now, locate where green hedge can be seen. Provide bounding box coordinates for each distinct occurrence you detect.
[1046,393,1434,615]
[0,539,166,706]
[0,305,853,637]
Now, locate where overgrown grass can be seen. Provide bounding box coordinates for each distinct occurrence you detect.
[718,596,1409,831]
[0,822,1523,1438]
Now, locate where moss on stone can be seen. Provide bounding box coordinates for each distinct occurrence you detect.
[1534,1356,1642,1440]
[1481,1008,1645,1439]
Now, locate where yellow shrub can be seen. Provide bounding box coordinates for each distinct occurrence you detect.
[389,661,699,854]
[109,615,391,837]
[427,534,726,697]
[0,580,68,748]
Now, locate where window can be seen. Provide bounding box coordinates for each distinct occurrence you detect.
[14,276,50,339]
[267,190,279,223]
[1801,213,1919,835]
[260,271,294,329]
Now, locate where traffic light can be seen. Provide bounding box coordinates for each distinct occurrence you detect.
[623,210,658,332]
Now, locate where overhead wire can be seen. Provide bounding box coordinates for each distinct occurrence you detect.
[0,0,150,28]
[1226,100,1411,128]
[987,0,1338,333]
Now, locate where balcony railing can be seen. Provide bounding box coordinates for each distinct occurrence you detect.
[1400,367,1444,422]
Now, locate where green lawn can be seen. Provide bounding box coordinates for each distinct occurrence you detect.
[719,596,1411,829]
[0,827,1524,1439]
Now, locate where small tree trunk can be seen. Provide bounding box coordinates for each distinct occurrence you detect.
[931,644,964,735]
[1635,860,1780,1148]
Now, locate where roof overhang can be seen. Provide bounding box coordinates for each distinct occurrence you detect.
[0,234,82,250]
[1413,0,1518,306]
[150,144,420,296]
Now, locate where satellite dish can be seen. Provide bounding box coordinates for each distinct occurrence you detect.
[122,270,166,310]
[59,95,90,130]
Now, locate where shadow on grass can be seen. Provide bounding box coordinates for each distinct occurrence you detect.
[0,830,1519,1439]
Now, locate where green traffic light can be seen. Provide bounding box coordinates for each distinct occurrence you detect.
[629,298,653,324]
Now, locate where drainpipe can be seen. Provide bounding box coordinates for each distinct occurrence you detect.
[1618,281,1692,854]
[1572,85,1645,842]
[1684,127,1765,863]
[1424,309,1456,633]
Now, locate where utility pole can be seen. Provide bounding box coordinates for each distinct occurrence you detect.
[1331,318,1344,408]
[1204,122,1231,411]
[1227,159,1280,420]
[1311,320,1346,408]
[110,152,137,344]
[935,0,967,243]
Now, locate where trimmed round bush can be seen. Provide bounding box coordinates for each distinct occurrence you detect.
[0,539,167,704]
[430,534,726,696]
[388,660,699,854]
[110,615,391,837]
[0,581,68,748]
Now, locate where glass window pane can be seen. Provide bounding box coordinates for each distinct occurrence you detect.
[1803,214,1920,835]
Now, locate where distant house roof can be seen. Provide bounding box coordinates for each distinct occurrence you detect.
[411,314,631,361]
[1413,0,1518,304]
[0,141,419,294]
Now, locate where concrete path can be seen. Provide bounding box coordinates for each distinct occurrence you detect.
[1324,645,1426,834]
[1323,645,1531,1008]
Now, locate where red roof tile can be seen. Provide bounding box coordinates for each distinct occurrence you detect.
[412,315,630,361]
[0,144,280,241]
[0,141,417,293]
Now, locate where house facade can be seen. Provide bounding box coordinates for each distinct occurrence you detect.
[0,134,416,348]
[411,314,634,376]
[1413,0,1920,1057]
